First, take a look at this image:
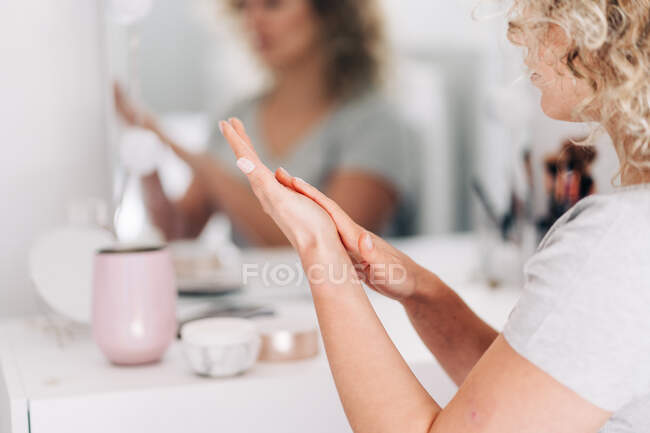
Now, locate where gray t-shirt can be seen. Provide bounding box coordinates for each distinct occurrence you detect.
[504,184,650,432]
[208,91,421,238]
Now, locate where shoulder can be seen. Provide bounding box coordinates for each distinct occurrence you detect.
[509,189,650,335]
[504,189,650,411]
[518,191,650,311]
[530,191,648,282]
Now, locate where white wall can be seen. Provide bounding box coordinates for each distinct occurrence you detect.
[0,1,110,318]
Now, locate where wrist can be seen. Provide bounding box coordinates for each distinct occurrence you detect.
[297,231,353,280]
[402,265,447,307]
[296,230,344,263]
[142,113,159,133]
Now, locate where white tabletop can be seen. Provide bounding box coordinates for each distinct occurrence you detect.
[0,234,522,433]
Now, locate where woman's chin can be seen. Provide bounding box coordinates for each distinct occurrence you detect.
[252,49,280,67]
[539,97,573,122]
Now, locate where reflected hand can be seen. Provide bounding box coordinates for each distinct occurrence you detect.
[274,171,425,302]
[113,82,156,131]
[114,82,207,171]
[219,118,340,254]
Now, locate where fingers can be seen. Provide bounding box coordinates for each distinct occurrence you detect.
[113,82,125,104]
[357,232,401,286]
[358,232,400,269]
[291,177,363,251]
[113,82,132,120]
[219,119,280,203]
[229,117,253,147]
[219,120,265,171]
[275,167,295,189]
[113,81,151,129]
[358,232,377,263]
[113,82,121,103]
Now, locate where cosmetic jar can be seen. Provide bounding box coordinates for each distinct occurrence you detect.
[255,317,320,362]
[181,318,261,377]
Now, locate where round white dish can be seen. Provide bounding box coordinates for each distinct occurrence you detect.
[29,226,114,323]
[181,318,261,377]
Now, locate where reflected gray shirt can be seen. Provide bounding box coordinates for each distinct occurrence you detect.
[504,184,650,432]
[208,91,421,239]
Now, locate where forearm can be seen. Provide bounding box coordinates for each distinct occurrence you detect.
[301,242,441,433]
[141,172,189,240]
[403,270,498,386]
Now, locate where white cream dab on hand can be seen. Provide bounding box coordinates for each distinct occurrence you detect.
[237,158,256,174]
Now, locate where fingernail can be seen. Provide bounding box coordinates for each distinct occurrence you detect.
[236,157,255,174]
[278,167,289,176]
[295,177,306,185]
[363,233,374,250]
[218,121,226,135]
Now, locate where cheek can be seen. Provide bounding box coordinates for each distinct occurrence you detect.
[537,69,589,121]
[271,7,319,56]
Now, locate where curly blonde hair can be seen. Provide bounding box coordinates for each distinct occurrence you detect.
[228,0,386,100]
[508,0,650,178]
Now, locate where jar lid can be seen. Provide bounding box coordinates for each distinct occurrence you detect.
[181,318,259,346]
[254,317,320,362]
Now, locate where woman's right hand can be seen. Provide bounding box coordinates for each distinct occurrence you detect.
[113,82,157,131]
[113,82,206,171]
[275,170,431,302]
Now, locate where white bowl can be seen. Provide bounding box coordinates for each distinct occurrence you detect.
[181,318,260,377]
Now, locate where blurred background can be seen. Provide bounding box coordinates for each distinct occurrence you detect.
[0,0,620,318]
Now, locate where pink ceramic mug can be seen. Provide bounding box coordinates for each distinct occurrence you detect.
[92,245,177,365]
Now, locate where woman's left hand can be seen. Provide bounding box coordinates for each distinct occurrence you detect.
[219,118,340,254]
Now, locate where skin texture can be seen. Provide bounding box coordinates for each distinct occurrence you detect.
[520,25,594,122]
[277,169,499,385]
[113,0,396,246]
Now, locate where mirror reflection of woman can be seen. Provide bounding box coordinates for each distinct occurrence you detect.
[115,0,418,246]
[218,0,650,431]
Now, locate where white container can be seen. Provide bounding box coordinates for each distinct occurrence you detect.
[181,318,261,377]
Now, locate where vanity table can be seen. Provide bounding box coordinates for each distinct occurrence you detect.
[0,235,522,433]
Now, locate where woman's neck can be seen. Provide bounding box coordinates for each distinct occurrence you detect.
[268,50,332,111]
[607,128,650,186]
[257,50,336,158]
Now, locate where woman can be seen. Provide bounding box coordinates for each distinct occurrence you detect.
[218,0,650,431]
[115,0,418,246]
